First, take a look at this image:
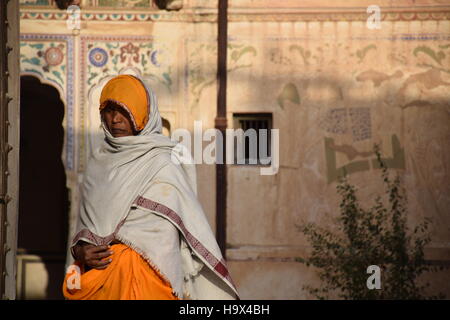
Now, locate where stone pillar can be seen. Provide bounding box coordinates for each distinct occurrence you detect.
[0,0,20,300]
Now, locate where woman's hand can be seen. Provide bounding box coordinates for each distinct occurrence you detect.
[73,242,113,270]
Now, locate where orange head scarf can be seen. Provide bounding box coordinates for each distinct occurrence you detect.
[99,75,149,132]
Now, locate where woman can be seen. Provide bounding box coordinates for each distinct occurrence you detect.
[63,74,238,300]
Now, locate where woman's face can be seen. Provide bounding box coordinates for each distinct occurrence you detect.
[101,102,136,137]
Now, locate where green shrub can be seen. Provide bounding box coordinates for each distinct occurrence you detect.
[296,145,445,300]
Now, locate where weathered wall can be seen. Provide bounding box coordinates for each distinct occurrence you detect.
[18,0,450,299]
[225,18,450,300]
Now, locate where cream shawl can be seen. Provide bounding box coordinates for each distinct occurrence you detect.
[71,75,238,300]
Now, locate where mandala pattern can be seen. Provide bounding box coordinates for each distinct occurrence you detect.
[89,47,108,67]
[44,46,64,66]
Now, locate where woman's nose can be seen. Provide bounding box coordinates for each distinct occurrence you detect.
[112,111,122,123]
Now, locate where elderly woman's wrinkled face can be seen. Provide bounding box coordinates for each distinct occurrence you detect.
[101,102,136,137]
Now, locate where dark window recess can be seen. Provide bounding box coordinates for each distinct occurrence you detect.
[232,113,272,165]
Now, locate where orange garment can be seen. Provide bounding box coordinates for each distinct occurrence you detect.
[63,243,178,300]
[99,75,149,131]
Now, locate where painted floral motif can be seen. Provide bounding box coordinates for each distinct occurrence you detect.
[19,0,53,5]
[120,42,140,65]
[150,49,165,67]
[89,47,109,67]
[83,39,173,92]
[97,0,150,7]
[20,41,67,91]
[187,41,257,110]
[44,46,64,66]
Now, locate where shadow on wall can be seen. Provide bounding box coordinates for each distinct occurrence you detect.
[18,75,69,300]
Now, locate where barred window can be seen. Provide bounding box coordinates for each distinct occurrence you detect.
[232,113,272,165]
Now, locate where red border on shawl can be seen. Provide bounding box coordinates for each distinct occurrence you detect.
[70,196,237,294]
[133,195,237,292]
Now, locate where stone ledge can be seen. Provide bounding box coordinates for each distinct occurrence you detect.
[227,245,450,265]
[20,7,450,22]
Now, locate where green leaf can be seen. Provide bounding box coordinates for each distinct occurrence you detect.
[29,43,44,49]
[23,57,41,66]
